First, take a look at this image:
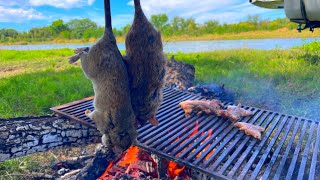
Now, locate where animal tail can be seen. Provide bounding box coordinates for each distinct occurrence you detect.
[104,0,112,29]
[134,0,141,9]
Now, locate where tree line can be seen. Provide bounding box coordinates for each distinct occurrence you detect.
[0,14,297,43]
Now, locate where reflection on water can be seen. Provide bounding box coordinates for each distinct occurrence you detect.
[0,38,318,52]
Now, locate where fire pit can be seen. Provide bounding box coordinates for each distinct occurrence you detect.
[51,87,320,179]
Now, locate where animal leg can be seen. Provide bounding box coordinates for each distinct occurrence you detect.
[101,134,112,148]
[68,54,81,64]
[74,47,90,54]
[68,51,87,64]
[148,116,159,126]
[85,109,93,119]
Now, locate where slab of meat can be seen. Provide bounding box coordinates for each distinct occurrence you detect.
[234,122,265,140]
[178,100,224,117]
[217,104,253,121]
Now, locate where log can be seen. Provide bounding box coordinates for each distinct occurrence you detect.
[165,55,195,90]
[76,144,116,180]
[0,116,101,162]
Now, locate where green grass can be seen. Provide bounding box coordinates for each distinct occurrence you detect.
[0,49,93,118]
[172,47,320,119]
[1,44,320,178]
[1,47,320,119]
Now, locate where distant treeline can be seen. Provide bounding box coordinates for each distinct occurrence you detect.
[0,14,297,43]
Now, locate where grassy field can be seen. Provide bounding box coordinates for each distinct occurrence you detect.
[1,42,320,178]
[0,49,93,118]
[1,44,320,119]
[1,28,320,45]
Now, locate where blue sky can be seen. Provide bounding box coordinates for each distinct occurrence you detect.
[0,0,285,32]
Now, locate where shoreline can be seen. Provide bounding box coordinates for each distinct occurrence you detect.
[1,29,320,46]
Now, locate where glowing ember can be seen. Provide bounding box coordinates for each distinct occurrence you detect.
[98,146,158,179]
[196,129,215,160]
[97,162,113,180]
[118,146,140,167]
[189,121,199,138]
[168,161,186,179]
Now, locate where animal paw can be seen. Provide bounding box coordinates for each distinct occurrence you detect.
[68,55,80,64]
[148,116,159,126]
[85,109,92,116]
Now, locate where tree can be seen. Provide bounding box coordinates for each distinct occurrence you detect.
[204,20,219,33]
[150,14,169,31]
[50,19,68,36]
[67,19,98,39]
[247,15,260,26]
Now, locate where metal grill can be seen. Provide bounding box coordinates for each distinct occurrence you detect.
[51,87,320,180]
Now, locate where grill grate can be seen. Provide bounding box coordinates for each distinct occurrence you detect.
[51,87,320,180]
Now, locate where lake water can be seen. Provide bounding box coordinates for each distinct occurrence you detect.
[0,38,318,53]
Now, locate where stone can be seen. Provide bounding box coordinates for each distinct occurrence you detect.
[66,130,82,138]
[40,129,51,135]
[0,126,7,131]
[42,133,62,144]
[82,130,88,137]
[13,151,25,158]
[11,146,23,153]
[13,138,21,144]
[8,135,15,140]
[29,124,42,131]
[16,125,29,131]
[0,132,9,139]
[0,153,10,162]
[52,119,65,129]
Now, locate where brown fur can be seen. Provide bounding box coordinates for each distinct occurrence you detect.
[234,122,265,140]
[178,100,224,117]
[217,104,253,121]
[125,0,166,127]
[68,0,137,152]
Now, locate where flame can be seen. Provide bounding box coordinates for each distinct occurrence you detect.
[168,161,186,179]
[118,146,140,167]
[97,161,113,180]
[196,129,215,160]
[189,121,199,138]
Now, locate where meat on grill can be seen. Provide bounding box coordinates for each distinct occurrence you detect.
[217,104,253,121]
[178,100,224,117]
[234,122,265,140]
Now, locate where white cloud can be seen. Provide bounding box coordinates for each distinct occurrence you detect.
[87,0,95,6]
[0,0,20,6]
[196,2,274,23]
[0,6,45,22]
[127,0,282,23]
[28,0,91,8]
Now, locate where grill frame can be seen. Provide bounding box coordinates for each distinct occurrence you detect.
[50,87,320,180]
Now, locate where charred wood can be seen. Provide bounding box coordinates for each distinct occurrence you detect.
[76,144,116,180]
[165,55,195,90]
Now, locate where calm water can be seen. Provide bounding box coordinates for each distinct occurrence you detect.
[0,38,318,53]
